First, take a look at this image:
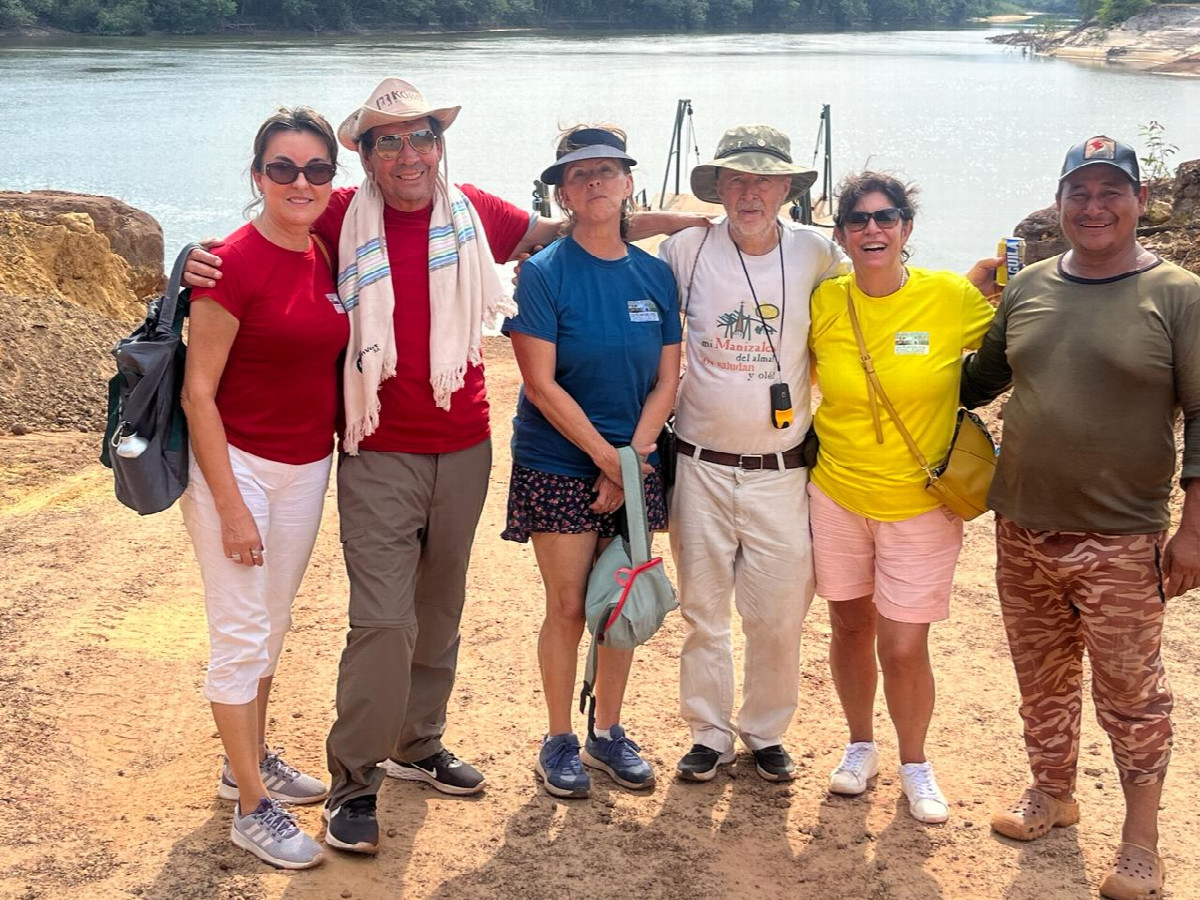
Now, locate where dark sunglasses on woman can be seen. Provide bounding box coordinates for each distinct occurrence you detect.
[370,130,439,159]
[843,207,907,231]
[263,161,337,186]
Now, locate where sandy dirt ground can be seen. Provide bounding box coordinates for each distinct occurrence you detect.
[1,336,1199,900]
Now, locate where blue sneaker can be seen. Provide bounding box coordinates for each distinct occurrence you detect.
[582,725,655,790]
[535,733,591,799]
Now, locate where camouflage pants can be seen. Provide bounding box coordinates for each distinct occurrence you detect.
[995,516,1173,798]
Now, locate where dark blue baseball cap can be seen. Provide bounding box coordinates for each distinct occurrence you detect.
[1060,135,1140,186]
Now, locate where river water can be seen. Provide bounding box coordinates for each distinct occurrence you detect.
[0,29,1192,271]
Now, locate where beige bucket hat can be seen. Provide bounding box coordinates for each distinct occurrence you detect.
[691,124,818,204]
[338,77,461,152]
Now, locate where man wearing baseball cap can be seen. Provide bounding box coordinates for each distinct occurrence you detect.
[658,124,849,785]
[963,135,1200,899]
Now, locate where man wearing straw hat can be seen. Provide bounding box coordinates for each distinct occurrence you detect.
[312,77,543,855]
[185,78,704,854]
[658,125,848,784]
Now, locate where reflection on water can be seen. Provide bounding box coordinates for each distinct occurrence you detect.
[0,29,1192,271]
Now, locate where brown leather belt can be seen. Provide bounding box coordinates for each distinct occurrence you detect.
[675,438,806,471]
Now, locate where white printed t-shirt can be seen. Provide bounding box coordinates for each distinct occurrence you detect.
[659,219,848,455]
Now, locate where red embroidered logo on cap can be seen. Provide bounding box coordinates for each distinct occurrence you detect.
[1084,137,1116,160]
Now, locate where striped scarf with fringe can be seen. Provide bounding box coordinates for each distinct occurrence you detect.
[338,175,513,454]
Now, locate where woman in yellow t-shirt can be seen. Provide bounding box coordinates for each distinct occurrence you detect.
[808,172,995,825]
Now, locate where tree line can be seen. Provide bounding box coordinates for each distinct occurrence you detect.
[0,0,987,33]
[0,0,1180,34]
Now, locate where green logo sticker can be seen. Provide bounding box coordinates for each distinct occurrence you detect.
[894,332,930,355]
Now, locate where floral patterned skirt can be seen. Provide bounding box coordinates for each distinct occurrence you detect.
[501,463,667,544]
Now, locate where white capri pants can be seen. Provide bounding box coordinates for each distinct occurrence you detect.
[180,444,331,705]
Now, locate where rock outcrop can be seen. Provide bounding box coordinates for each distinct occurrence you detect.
[1013,159,1200,274]
[0,191,164,302]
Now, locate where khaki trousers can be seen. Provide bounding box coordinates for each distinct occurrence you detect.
[326,439,491,807]
[669,454,815,753]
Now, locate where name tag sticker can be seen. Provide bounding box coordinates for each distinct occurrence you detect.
[894,331,930,355]
[627,299,661,323]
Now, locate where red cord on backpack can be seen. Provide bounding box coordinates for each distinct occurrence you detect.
[603,557,665,633]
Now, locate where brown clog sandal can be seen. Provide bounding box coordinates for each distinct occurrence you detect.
[1099,842,1164,900]
[989,788,1081,841]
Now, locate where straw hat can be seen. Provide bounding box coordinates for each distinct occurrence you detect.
[338,77,461,152]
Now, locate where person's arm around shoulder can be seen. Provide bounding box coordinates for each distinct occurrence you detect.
[511,217,563,261]
[512,212,712,262]
[627,210,712,243]
[182,244,225,289]
[960,288,1013,409]
[180,296,264,567]
[811,230,851,283]
[960,275,998,351]
[1163,287,1200,597]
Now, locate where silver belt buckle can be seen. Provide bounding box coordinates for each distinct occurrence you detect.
[737,454,764,470]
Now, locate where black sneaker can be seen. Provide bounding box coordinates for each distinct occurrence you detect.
[676,744,736,782]
[382,748,486,796]
[323,795,379,855]
[753,744,796,782]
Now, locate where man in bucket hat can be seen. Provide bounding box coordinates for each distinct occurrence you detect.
[185,78,704,854]
[963,135,1200,900]
[658,124,849,784]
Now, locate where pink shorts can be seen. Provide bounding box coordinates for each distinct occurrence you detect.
[807,482,964,624]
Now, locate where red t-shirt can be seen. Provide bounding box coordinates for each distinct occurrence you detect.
[192,223,349,465]
[313,184,532,454]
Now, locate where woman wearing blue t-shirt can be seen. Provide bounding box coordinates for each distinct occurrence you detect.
[502,124,681,799]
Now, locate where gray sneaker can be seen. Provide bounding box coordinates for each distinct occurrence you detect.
[218,751,328,805]
[231,798,324,869]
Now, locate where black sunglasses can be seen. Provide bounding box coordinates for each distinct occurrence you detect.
[842,207,907,231]
[370,130,439,159]
[263,161,336,186]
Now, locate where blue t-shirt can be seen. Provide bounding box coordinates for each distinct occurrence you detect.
[502,236,681,478]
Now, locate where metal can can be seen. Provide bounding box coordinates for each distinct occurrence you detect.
[996,237,1026,287]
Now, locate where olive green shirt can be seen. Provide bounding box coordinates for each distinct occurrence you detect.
[962,255,1200,534]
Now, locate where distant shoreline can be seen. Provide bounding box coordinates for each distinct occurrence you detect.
[989,3,1200,77]
[0,19,1021,41]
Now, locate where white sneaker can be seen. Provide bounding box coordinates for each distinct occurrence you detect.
[898,761,949,824]
[218,751,328,805]
[829,742,879,795]
[231,798,324,869]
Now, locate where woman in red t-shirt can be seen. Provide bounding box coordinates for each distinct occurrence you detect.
[179,107,348,870]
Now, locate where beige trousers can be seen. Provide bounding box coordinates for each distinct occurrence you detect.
[669,454,815,754]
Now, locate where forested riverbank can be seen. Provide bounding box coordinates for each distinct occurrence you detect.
[0,0,1030,36]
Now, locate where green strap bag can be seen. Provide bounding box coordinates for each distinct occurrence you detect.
[579,446,679,731]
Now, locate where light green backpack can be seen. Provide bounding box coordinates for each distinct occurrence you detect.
[579,446,678,728]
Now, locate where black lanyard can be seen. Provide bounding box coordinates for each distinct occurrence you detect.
[734,225,786,376]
